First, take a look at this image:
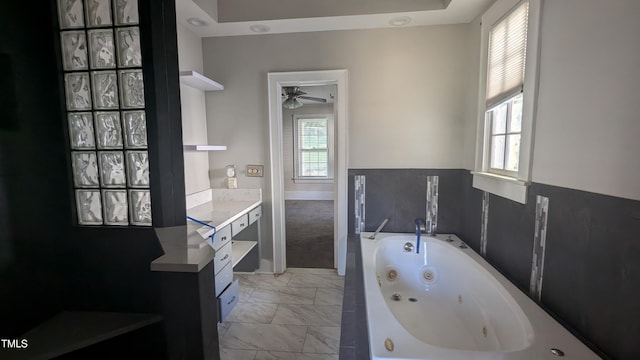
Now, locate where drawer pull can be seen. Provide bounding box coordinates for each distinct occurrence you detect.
[220,254,229,261]
[221,236,227,240]
[240,223,245,227]
[227,296,236,305]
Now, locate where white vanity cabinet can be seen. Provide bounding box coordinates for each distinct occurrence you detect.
[231,214,249,236]
[181,188,262,322]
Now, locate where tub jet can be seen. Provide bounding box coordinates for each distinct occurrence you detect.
[387,269,398,281]
[423,270,435,281]
[550,348,565,357]
[384,338,394,352]
[391,293,401,301]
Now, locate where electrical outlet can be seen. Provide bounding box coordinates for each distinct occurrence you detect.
[246,165,263,177]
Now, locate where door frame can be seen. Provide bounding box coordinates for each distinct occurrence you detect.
[267,70,348,275]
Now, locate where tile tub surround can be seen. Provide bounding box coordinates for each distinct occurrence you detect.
[347,169,466,234]
[345,169,639,359]
[218,268,343,360]
[339,234,370,360]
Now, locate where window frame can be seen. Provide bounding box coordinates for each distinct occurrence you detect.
[292,113,334,183]
[473,0,542,204]
[487,93,523,176]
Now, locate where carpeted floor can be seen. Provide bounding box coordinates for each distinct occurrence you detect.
[285,200,334,269]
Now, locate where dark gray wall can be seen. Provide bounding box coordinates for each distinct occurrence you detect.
[348,169,466,234]
[0,0,185,349]
[0,0,71,336]
[347,169,639,359]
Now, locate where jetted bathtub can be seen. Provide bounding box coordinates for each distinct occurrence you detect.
[361,232,601,360]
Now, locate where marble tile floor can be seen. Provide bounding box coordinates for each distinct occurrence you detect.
[218,268,344,360]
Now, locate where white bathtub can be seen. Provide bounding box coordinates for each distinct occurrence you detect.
[361,232,601,360]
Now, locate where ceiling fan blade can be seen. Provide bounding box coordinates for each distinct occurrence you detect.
[283,86,307,96]
[297,95,327,103]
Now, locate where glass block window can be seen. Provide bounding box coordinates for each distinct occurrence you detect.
[57,0,151,226]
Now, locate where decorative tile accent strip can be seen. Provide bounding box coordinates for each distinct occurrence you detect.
[480,191,489,257]
[57,0,150,226]
[530,195,549,301]
[425,176,438,234]
[354,175,366,234]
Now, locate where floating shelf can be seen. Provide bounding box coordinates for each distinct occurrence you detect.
[184,145,227,151]
[179,70,224,91]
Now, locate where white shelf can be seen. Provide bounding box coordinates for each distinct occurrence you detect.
[184,145,227,151]
[179,70,224,91]
[232,240,258,268]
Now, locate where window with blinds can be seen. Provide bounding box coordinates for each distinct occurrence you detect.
[485,1,529,174]
[293,114,334,181]
[473,0,540,203]
[486,1,529,109]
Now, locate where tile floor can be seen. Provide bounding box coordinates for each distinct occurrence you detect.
[218,268,344,360]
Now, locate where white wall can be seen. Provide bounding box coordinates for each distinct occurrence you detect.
[531,0,640,201]
[463,17,482,170]
[283,103,334,198]
[177,24,211,195]
[202,24,476,264]
[202,24,475,178]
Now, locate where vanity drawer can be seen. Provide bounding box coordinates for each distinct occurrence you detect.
[231,214,249,237]
[213,241,232,275]
[211,225,232,252]
[218,280,239,322]
[214,261,233,297]
[248,205,262,225]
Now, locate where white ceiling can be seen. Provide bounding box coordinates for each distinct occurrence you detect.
[175,0,494,37]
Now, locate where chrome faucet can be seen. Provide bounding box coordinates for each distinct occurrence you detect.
[415,218,426,254]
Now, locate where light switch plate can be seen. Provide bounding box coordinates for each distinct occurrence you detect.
[246,165,263,177]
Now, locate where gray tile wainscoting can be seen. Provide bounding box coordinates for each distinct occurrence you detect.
[480,191,489,256]
[343,169,639,359]
[354,175,366,234]
[347,169,466,234]
[530,195,549,301]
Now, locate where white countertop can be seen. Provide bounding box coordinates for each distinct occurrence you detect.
[187,199,261,240]
[150,188,262,273]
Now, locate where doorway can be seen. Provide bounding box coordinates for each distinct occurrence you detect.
[267,70,348,275]
[282,87,336,268]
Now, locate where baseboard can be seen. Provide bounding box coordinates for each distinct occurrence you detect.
[284,191,334,200]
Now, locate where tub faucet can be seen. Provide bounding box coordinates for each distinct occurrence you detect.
[415,218,426,254]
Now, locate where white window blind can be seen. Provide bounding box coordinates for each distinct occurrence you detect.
[486,1,529,108]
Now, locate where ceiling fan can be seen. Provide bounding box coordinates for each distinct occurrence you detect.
[282,86,327,109]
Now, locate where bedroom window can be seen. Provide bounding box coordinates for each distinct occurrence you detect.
[293,114,334,183]
[473,0,541,204]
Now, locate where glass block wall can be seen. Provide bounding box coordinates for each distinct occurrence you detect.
[57,0,151,226]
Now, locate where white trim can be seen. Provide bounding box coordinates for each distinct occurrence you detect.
[268,70,348,276]
[472,171,529,204]
[474,0,542,204]
[292,178,334,184]
[284,191,334,201]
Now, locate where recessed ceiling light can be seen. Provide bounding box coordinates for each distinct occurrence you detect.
[187,17,208,27]
[249,24,270,33]
[389,16,412,27]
